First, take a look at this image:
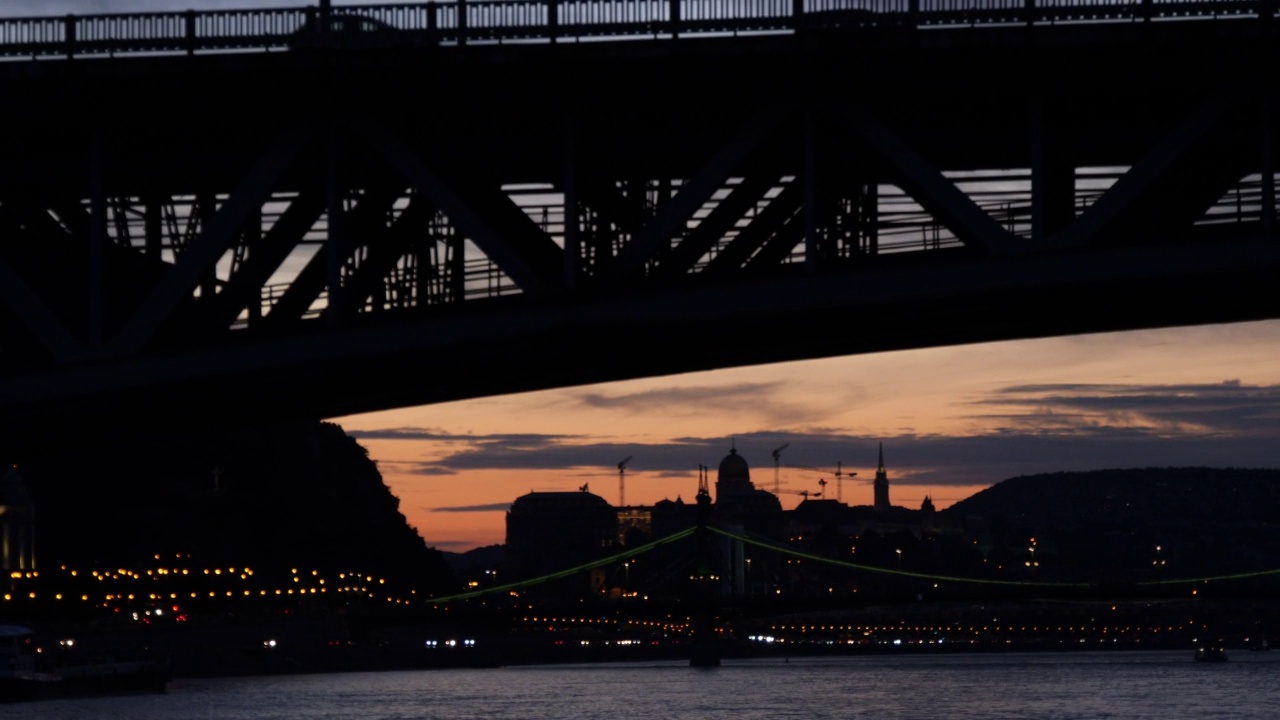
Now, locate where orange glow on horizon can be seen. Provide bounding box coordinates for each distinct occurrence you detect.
[336,321,1280,552]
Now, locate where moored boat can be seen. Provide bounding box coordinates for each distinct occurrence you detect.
[1,625,169,702]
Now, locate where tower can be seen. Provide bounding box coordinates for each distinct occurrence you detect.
[873,442,890,512]
[0,466,36,578]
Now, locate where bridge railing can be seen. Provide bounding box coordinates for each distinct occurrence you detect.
[0,0,1274,59]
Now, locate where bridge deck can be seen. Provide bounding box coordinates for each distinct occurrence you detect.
[0,4,1277,444]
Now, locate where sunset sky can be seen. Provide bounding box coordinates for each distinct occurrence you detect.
[333,320,1280,551]
[10,1,1280,553]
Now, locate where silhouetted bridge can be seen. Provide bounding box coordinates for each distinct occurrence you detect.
[1,1,1279,444]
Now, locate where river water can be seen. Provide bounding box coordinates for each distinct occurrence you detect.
[7,650,1279,719]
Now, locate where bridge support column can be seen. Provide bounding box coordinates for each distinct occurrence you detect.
[1031,96,1074,241]
[458,0,468,46]
[1263,91,1275,237]
[804,111,820,273]
[325,119,346,326]
[690,485,720,667]
[562,119,581,288]
[861,179,879,256]
[89,128,106,351]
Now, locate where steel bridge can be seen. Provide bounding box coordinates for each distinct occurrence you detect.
[1,1,1279,444]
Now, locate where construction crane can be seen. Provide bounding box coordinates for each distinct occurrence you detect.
[771,443,789,495]
[833,461,857,503]
[617,456,633,507]
[788,462,856,503]
[780,488,816,501]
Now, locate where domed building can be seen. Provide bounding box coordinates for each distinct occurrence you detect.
[713,447,784,540]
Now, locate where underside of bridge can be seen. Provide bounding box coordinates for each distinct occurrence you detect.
[1,19,1279,446]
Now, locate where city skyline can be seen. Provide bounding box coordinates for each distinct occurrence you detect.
[334,319,1280,551]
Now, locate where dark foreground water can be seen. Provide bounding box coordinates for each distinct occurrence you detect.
[8,650,1279,719]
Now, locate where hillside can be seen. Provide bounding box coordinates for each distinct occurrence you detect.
[940,467,1280,578]
[10,420,455,593]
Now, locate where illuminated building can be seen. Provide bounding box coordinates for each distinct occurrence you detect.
[615,506,652,544]
[0,466,35,581]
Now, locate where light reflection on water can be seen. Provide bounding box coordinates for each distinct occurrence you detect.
[6,650,1279,720]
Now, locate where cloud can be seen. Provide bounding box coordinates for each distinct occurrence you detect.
[575,382,783,413]
[972,380,1280,436]
[431,503,511,513]
[570,381,853,426]
[429,539,495,552]
[351,381,1280,501]
[346,428,461,442]
[348,428,583,446]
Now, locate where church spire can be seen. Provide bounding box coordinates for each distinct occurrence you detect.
[873,442,890,513]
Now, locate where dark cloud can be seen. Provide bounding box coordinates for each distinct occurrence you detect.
[571,381,853,426]
[431,503,511,513]
[407,466,457,477]
[370,460,457,476]
[429,539,492,551]
[973,380,1280,436]
[346,428,459,442]
[574,382,783,412]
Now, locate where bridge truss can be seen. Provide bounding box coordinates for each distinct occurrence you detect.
[1,7,1279,441]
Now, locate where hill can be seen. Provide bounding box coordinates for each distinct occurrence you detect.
[940,467,1280,579]
[9,420,455,593]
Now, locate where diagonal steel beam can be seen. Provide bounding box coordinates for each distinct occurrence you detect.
[203,185,327,331]
[0,215,84,363]
[334,196,436,315]
[604,108,786,282]
[703,181,804,278]
[838,106,1021,257]
[745,212,805,271]
[655,172,780,281]
[258,182,405,331]
[353,117,563,297]
[106,124,315,356]
[1053,87,1239,248]
[48,197,91,242]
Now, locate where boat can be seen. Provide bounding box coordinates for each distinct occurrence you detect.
[0,625,60,702]
[1194,640,1228,662]
[1,625,170,702]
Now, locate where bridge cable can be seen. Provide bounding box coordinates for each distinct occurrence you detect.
[427,526,696,604]
[712,526,1087,588]
[709,527,1280,589]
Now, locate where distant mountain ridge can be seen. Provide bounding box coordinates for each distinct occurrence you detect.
[943,467,1280,528]
[940,467,1280,578]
